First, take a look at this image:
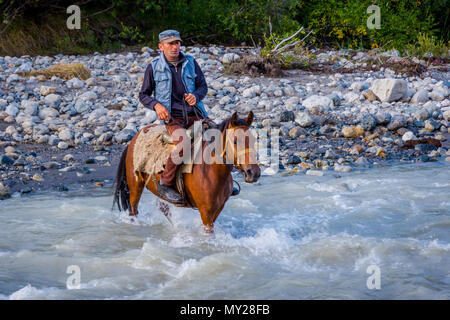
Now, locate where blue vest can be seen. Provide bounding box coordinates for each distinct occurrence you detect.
[150,52,207,117]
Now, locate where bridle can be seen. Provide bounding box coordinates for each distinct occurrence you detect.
[220,124,257,168]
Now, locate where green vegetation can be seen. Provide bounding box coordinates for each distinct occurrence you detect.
[0,0,448,57]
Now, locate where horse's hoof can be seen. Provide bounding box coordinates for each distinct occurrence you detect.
[204,226,214,234]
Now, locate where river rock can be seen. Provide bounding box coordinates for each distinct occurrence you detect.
[429,88,445,101]
[0,182,11,200]
[5,104,19,117]
[374,111,391,125]
[334,164,352,173]
[289,126,307,138]
[22,100,39,116]
[58,129,73,141]
[342,125,364,138]
[279,110,295,122]
[344,92,360,103]
[387,115,407,131]
[242,88,254,98]
[327,92,341,106]
[424,119,441,132]
[221,53,240,64]
[362,89,379,101]
[306,169,324,176]
[32,173,45,182]
[324,149,337,159]
[57,141,69,149]
[77,91,98,101]
[114,129,136,144]
[295,111,313,127]
[303,95,333,114]
[413,109,430,121]
[371,78,407,102]
[5,125,17,135]
[38,107,59,120]
[44,94,61,108]
[66,77,85,89]
[74,100,91,114]
[319,125,334,135]
[443,110,450,122]
[40,86,57,96]
[63,154,75,162]
[402,131,417,142]
[360,114,377,131]
[285,155,302,165]
[1,155,14,165]
[411,89,429,104]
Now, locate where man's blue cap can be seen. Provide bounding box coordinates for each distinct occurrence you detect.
[159,30,182,43]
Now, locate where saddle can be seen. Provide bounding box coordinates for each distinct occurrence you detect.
[133,119,216,208]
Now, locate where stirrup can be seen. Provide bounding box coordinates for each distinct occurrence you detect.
[157,182,183,203]
[231,179,241,196]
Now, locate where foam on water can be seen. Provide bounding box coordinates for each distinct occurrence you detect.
[0,160,449,299]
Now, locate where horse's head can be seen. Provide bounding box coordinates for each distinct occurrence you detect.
[222,111,261,183]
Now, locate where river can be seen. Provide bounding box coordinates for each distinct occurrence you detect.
[0,160,449,299]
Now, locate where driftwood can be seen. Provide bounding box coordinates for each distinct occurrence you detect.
[401,138,442,149]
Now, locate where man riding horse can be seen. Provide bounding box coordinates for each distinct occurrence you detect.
[116,32,260,230]
[139,29,212,203]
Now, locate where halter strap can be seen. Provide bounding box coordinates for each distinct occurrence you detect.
[220,125,256,162]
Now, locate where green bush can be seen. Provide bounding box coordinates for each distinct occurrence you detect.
[0,0,448,56]
[295,0,449,51]
[406,32,449,59]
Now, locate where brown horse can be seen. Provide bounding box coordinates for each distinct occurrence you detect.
[113,111,261,233]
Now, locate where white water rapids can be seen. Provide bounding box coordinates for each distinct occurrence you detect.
[0,160,449,299]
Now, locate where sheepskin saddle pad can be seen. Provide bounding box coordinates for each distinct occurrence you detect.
[132,122,203,181]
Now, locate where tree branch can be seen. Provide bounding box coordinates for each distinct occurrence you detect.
[272,26,304,52]
[271,29,313,55]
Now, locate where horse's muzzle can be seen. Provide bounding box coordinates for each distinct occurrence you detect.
[244,167,261,183]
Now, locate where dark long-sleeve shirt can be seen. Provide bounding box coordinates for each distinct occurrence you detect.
[139,52,208,118]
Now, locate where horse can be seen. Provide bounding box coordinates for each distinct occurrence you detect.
[113,111,261,233]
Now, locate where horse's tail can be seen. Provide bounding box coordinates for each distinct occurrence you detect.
[113,145,130,212]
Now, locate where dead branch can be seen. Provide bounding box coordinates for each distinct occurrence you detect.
[271,26,304,53]
[271,29,313,56]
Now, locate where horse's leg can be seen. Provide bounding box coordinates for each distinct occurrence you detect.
[125,136,144,217]
[212,204,225,223]
[198,206,216,234]
[127,172,145,216]
[157,199,173,226]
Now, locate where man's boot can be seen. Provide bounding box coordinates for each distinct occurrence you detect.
[157,181,183,203]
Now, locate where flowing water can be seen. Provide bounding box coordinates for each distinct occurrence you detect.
[0,160,449,299]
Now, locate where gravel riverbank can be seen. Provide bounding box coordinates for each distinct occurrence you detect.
[1,45,449,199]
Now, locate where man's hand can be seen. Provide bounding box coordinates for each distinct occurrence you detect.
[154,103,171,121]
[184,93,196,106]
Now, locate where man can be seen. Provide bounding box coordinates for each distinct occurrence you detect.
[139,29,208,203]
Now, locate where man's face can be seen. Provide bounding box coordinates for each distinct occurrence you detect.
[158,40,181,60]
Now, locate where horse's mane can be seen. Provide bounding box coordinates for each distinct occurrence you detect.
[217,115,249,133]
[217,118,230,133]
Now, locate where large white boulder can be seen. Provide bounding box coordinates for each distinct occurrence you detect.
[371,78,407,102]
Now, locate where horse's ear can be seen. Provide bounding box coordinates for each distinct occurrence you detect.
[245,111,254,126]
[230,112,238,127]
